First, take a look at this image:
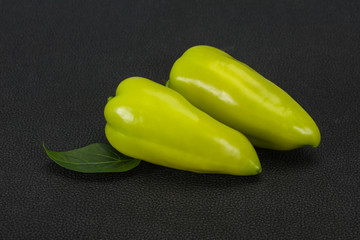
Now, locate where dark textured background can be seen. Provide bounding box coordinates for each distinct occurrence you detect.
[1,0,359,239]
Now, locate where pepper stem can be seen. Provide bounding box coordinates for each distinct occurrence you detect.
[107,96,114,103]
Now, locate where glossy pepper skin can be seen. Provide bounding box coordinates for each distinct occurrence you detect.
[167,45,321,150]
[104,77,261,175]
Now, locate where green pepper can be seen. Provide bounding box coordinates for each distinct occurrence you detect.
[104,77,261,175]
[167,45,321,150]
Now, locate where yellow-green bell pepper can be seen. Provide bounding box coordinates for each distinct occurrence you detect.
[167,45,321,150]
[104,77,261,175]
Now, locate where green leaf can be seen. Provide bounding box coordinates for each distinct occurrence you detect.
[43,143,141,173]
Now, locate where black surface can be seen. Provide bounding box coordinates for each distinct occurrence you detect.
[1,0,359,239]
